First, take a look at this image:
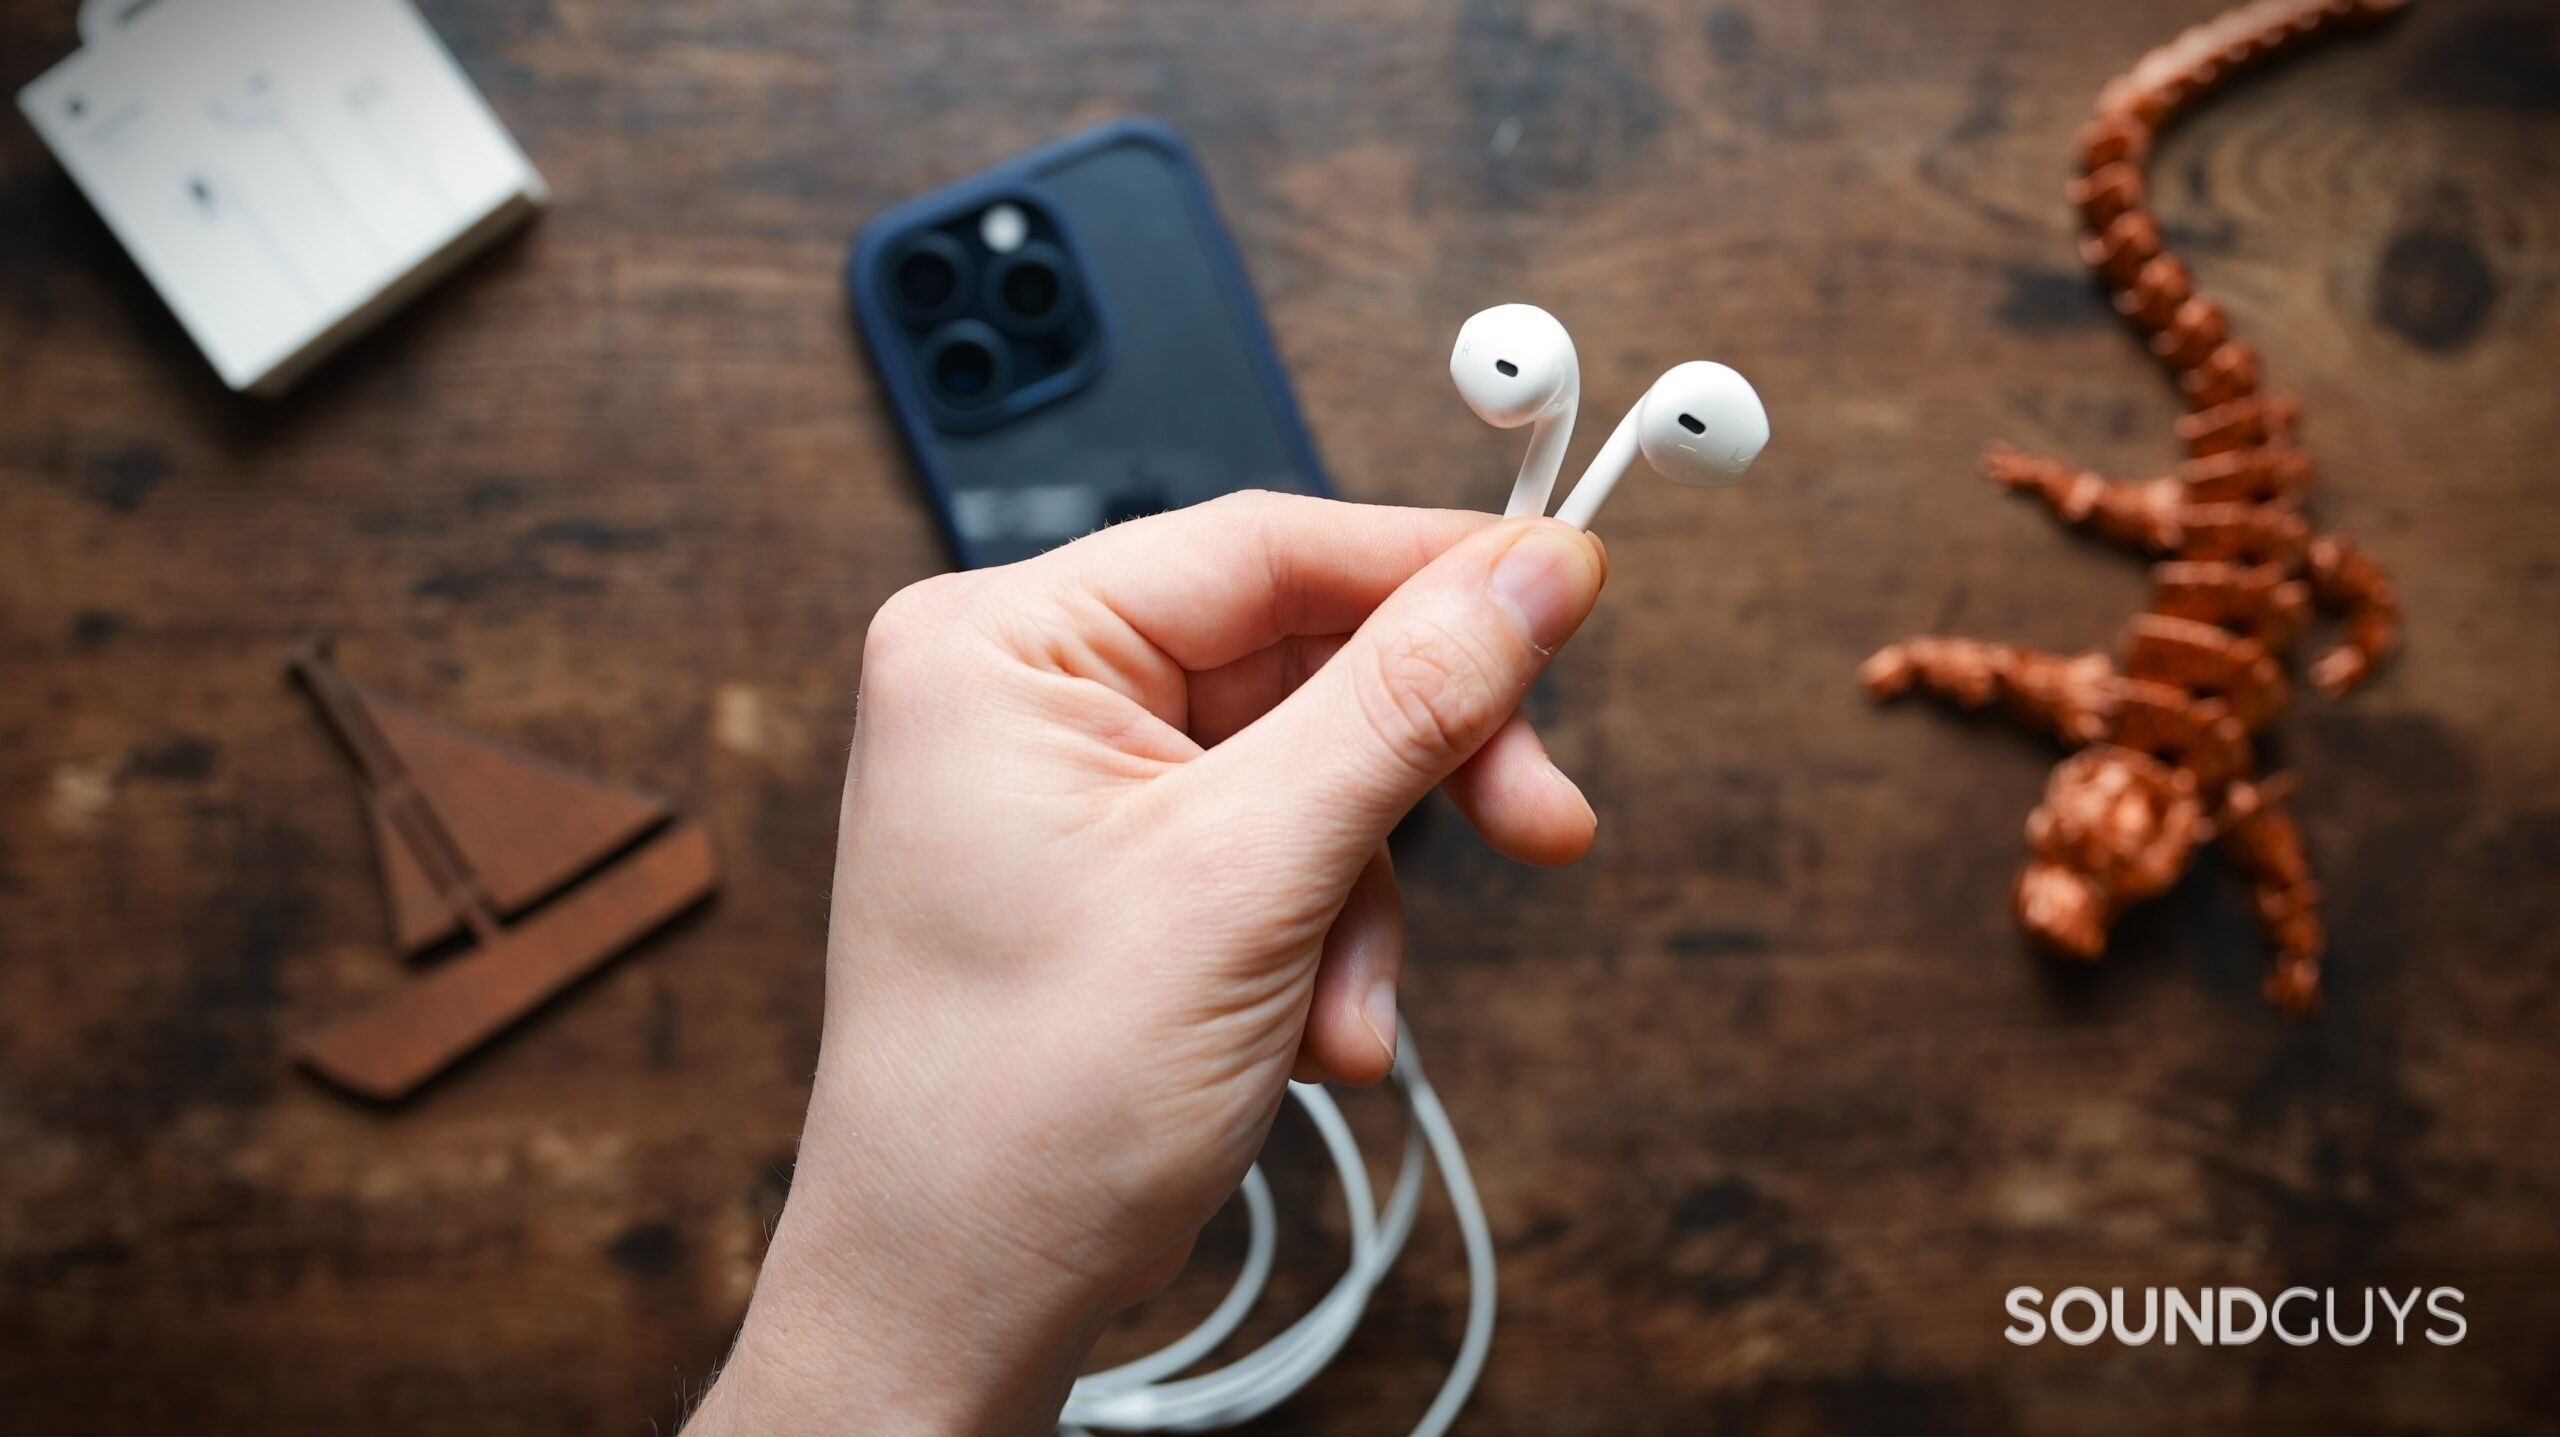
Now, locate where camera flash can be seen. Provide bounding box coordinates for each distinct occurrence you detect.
[980,202,1028,254]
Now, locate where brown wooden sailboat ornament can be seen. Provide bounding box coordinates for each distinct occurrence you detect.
[287,636,719,1100]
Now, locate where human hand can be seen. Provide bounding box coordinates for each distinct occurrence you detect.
[688,493,1607,1436]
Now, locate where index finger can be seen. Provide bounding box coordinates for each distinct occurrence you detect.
[1030,491,1497,674]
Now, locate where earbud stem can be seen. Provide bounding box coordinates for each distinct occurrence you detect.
[1501,380,1577,519]
[1553,402,1640,531]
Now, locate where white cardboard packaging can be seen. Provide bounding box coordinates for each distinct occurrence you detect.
[17,0,548,396]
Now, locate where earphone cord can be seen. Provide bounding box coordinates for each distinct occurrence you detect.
[1056,1021,1496,1437]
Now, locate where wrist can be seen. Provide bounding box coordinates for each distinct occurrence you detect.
[694,1218,1104,1437]
[689,1084,1111,1436]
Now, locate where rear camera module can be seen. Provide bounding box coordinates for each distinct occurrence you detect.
[880,200,1103,430]
[889,232,973,326]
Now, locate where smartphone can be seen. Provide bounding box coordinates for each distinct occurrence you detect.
[848,118,1328,569]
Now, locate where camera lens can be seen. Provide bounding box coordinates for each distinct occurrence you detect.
[920,320,1009,410]
[888,232,972,326]
[1002,262,1059,319]
[937,341,994,398]
[900,251,958,308]
[984,242,1077,337]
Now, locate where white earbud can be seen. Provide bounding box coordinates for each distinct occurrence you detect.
[1552,360,1769,531]
[1450,304,1579,518]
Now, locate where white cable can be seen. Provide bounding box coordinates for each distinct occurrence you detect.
[1057,1023,1495,1436]
[1401,1041,1498,1437]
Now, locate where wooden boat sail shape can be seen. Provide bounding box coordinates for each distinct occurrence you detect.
[287,637,719,1100]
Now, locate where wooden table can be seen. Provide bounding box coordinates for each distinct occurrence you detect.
[5,1,2555,1431]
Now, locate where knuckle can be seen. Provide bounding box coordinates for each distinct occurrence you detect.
[1203,487,1290,518]
[1356,619,1495,776]
[862,573,973,677]
[1192,488,1287,543]
[1201,488,1313,541]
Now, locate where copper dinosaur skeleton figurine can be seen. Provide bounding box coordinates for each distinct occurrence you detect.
[1864,0,2408,1014]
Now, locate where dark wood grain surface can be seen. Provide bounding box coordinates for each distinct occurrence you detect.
[5,1,2557,1432]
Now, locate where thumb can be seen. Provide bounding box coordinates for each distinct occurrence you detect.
[1188,518,1605,871]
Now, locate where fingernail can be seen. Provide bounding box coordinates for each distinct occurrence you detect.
[1490,526,1602,651]
[1361,982,1399,1069]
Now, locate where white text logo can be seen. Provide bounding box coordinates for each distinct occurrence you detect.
[2004,1287,2465,1347]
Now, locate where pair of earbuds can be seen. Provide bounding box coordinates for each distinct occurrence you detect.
[1449,304,1770,528]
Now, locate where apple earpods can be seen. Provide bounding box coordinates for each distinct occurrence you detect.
[1553,360,1769,529]
[1449,304,1579,519]
[1450,307,1768,531]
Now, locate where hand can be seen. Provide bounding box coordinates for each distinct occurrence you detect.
[687,493,1608,1436]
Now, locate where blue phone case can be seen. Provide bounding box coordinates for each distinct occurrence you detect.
[849,118,1330,569]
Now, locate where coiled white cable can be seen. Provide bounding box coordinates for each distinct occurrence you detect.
[1058,1023,1495,1437]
